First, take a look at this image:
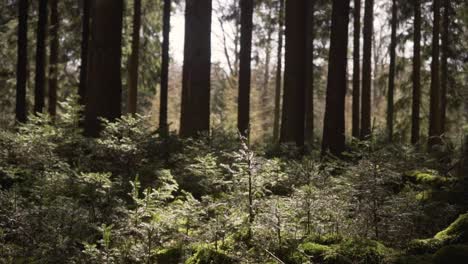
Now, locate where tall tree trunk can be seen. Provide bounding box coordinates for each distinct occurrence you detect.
[48,0,59,117]
[159,0,171,135]
[127,0,141,115]
[440,0,449,133]
[280,0,307,147]
[273,0,284,142]
[352,0,361,138]
[34,0,48,114]
[360,0,373,139]
[238,0,254,138]
[322,0,351,156]
[84,0,124,137]
[411,0,421,144]
[387,0,397,142]
[304,0,315,145]
[16,0,28,123]
[180,0,212,138]
[261,8,274,135]
[79,0,91,106]
[428,0,441,147]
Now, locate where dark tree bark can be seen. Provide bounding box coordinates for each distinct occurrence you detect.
[238,0,254,138]
[79,0,91,106]
[411,0,421,145]
[127,0,141,115]
[428,0,441,147]
[159,0,171,136]
[304,0,315,145]
[360,0,373,139]
[352,0,361,138]
[440,0,449,133]
[273,0,284,142]
[48,0,59,117]
[387,0,397,142]
[16,0,28,123]
[34,0,48,114]
[322,0,351,156]
[180,0,212,138]
[280,0,307,147]
[84,0,124,137]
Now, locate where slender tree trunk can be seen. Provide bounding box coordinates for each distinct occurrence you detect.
[84,0,124,137]
[238,0,254,138]
[180,0,212,138]
[360,0,373,139]
[159,0,171,135]
[261,16,274,135]
[411,0,421,145]
[304,0,315,145]
[48,0,59,117]
[273,0,284,142]
[79,0,91,106]
[387,0,397,142]
[34,0,48,114]
[352,0,361,138]
[428,0,441,147]
[280,0,307,147]
[16,0,28,123]
[440,0,449,133]
[127,0,141,115]
[322,0,351,157]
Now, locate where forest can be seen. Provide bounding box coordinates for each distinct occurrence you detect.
[0,0,467,263]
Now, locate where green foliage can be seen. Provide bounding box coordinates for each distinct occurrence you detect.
[434,213,468,244]
[327,238,394,264]
[0,99,467,262]
[299,242,332,262]
[185,247,235,264]
[407,238,443,254]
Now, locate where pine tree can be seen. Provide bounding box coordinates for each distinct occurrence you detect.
[273,0,284,142]
[322,0,351,156]
[387,0,397,141]
[428,0,442,147]
[361,0,374,139]
[15,0,28,122]
[304,0,315,145]
[280,0,307,147]
[127,0,142,115]
[34,0,48,114]
[352,0,361,138]
[48,0,59,117]
[411,0,421,145]
[238,0,254,138]
[79,0,91,106]
[159,0,171,135]
[180,0,212,138]
[84,0,124,136]
[440,0,449,133]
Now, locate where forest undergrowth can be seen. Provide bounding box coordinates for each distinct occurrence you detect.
[0,100,467,263]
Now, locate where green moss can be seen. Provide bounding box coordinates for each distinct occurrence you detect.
[155,247,183,264]
[434,213,468,244]
[331,238,393,264]
[185,247,235,264]
[415,190,432,201]
[407,238,442,254]
[433,244,468,264]
[406,213,468,257]
[404,170,448,186]
[299,242,332,262]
